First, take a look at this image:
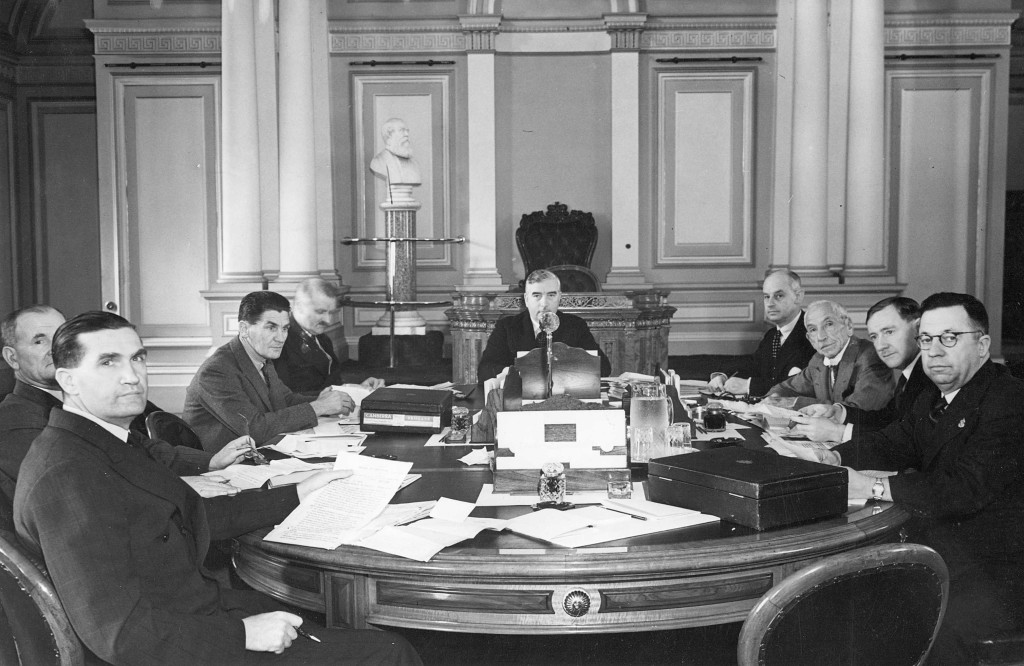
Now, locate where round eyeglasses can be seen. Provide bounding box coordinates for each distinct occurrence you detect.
[916,331,983,349]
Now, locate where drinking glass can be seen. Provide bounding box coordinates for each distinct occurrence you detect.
[606,469,632,499]
[667,423,695,454]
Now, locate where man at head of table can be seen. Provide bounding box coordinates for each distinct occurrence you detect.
[789,293,1024,664]
[788,296,929,442]
[476,268,611,384]
[13,310,421,665]
[183,290,349,454]
[761,299,893,412]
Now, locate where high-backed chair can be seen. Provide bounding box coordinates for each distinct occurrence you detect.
[0,530,84,665]
[515,201,600,292]
[737,542,948,666]
[146,410,204,450]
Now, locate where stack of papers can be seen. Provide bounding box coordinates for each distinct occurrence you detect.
[204,459,331,490]
[268,433,367,458]
[355,498,505,562]
[264,455,413,549]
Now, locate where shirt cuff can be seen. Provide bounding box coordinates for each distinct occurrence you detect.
[842,423,853,443]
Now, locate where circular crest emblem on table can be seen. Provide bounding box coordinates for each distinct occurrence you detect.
[562,589,591,617]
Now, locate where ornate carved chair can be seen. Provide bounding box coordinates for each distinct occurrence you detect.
[737,542,948,666]
[515,201,600,292]
[0,530,84,665]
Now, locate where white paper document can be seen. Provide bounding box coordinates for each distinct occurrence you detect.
[269,433,368,458]
[356,517,505,562]
[475,483,646,507]
[203,459,330,491]
[506,505,718,548]
[263,455,413,549]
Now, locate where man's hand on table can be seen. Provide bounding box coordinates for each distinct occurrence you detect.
[361,376,386,391]
[208,435,253,471]
[788,414,846,443]
[182,475,240,497]
[296,470,353,502]
[311,386,351,416]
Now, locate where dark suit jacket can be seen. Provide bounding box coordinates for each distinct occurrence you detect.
[0,382,211,508]
[183,337,317,453]
[833,361,1024,587]
[768,335,894,411]
[14,409,301,665]
[844,355,930,436]
[477,310,612,384]
[735,312,817,395]
[274,317,343,395]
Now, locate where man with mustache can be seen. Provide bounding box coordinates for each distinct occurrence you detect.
[184,291,347,453]
[764,299,893,411]
[274,278,384,396]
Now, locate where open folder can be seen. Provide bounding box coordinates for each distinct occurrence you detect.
[505,500,718,548]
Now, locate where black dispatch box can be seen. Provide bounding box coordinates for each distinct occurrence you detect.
[360,388,452,434]
[647,447,848,531]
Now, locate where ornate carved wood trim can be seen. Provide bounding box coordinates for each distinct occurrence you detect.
[86,20,221,55]
[885,13,1018,49]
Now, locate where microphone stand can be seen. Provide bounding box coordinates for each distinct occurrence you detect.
[545,331,554,399]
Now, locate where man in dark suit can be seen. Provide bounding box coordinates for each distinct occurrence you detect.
[765,299,893,411]
[14,311,421,665]
[789,293,1024,663]
[790,296,929,441]
[274,278,384,396]
[0,305,250,510]
[709,269,816,395]
[184,291,348,453]
[477,269,611,383]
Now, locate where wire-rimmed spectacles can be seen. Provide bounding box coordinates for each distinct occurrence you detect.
[916,331,983,349]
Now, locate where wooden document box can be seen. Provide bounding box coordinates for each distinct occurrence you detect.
[647,447,848,531]
[360,387,452,434]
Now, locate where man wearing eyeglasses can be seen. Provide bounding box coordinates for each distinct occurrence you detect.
[794,293,1024,663]
[763,299,893,411]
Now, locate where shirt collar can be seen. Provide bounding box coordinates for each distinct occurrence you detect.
[776,311,801,343]
[62,404,130,443]
[239,335,267,372]
[821,338,852,366]
[902,353,922,381]
[942,388,961,404]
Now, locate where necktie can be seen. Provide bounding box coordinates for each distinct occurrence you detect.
[536,331,546,346]
[929,395,948,423]
[260,363,272,386]
[893,373,908,412]
[827,364,838,401]
[769,328,782,376]
[127,430,145,449]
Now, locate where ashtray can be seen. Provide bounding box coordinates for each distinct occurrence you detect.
[531,501,575,511]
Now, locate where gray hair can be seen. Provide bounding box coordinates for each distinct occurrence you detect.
[1,305,64,348]
[525,269,560,289]
[806,300,852,327]
[295,278,341,302]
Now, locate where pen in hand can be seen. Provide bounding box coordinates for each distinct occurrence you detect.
[296,627,321,643]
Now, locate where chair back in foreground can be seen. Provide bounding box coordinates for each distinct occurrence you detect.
[737,542,948,666]
[146,410,204,450]
[0,530,84,665]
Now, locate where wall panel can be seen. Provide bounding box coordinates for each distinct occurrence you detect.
[0,98,13,317]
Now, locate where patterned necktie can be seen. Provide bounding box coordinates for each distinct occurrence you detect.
[929,394,948,423]
[769,328,782,375]
[260,362,272,386]
[536,331,546,346]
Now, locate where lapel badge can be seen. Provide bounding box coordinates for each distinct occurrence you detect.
[958,418,965,429]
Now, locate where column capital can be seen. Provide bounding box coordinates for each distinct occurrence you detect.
[603,13,648,51]
[459,15,502,52]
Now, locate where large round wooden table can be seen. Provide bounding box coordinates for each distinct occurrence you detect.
[234,413,909,634]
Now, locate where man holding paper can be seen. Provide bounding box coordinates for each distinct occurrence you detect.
[184,291,350,453]
[14,311,421,665]
[275,278,385,396]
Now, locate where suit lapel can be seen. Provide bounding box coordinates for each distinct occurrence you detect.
[13,381,62,411]
[830,338,860,401]
[919,362,993,469]
[49,410,192,512]
[229,337,273,411]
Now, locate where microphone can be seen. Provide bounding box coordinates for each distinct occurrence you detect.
[539,311,560,334]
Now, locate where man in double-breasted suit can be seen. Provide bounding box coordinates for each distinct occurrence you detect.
[804,293,1024,663]
[766,299,893,411]
[477,270,611,383]
[710,270,817,396]
[183,291,349,453]
[15,311,421,665]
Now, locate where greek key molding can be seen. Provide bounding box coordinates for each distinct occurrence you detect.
[885,13,1017,48]
[330,28,466,54]
[87,21,221,55]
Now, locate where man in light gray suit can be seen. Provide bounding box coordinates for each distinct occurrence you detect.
[183,291,347,453]
[765,299,894,412]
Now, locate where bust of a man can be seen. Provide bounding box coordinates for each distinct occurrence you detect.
[370,118,421,189]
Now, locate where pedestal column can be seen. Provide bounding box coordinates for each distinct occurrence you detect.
[373,198,427,332]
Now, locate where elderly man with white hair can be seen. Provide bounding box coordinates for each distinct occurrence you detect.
[764,299,893,411]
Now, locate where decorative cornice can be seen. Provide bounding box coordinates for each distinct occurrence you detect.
[330,29,466,55]
[459,15,501,52]
[641,20,775,51]
[86,20,221,55]
[885,13,1018,49]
